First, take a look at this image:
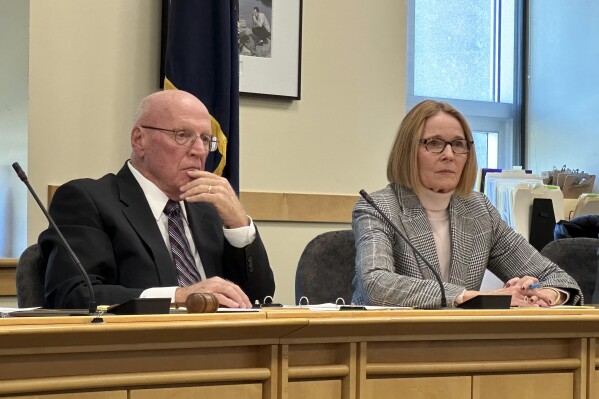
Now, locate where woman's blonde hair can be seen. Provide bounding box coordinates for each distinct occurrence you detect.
[386,100,478,197]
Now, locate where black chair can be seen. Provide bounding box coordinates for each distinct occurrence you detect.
[295,230,356,305]
[16,244,46,308]
[540,237,599,303]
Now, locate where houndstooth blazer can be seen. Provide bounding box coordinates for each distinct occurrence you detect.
[351,184,582,308]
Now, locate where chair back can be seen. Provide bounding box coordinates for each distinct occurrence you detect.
[295,230,356,305]
[16,244,46,308]
[540,237,599,303]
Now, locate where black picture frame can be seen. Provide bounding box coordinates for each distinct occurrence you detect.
[160,1,302,99]
[238,0,303,99]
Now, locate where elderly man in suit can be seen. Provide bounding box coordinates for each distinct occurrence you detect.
[39,90,274,309]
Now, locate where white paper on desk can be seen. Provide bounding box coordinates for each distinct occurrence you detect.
[0,307,40,313]
[216,308,259,312]
[169,307,259,313]
[303,303,412,311]
[305,303,343,311]
[0,307,41,317]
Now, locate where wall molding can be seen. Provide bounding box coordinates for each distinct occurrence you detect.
[48,185,357,223]
[240,192,356,223]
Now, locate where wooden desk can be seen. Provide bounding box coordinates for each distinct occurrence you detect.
[1,308,599,399]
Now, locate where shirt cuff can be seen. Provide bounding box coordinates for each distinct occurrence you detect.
[454,289,467,306]
[554,288,570,305]
[223,216,256,248]
[140,286,177,303]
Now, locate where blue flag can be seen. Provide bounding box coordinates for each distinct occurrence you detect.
[162,0,240,192]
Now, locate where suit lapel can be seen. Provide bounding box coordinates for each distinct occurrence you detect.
[116,164,178,285]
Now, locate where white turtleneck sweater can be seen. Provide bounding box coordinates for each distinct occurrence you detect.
[417,188,453,282]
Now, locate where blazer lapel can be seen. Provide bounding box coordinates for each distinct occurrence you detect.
[116,164,178,286]
[395,186,442,279]
[448,196,474,286]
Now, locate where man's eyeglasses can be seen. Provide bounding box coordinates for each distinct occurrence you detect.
[419,138,473,154]
[140,125,218,152]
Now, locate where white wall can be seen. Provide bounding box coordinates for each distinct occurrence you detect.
[25,0,408,306]
[526,0,599,191]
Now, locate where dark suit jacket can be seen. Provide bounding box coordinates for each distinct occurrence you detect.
[38,163,275,309]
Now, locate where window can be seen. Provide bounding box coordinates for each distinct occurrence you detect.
[407,0,523,172]
[526,1,599,182]
[1,0,29,258]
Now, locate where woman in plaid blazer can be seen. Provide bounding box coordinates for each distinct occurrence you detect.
[352,100,581,309]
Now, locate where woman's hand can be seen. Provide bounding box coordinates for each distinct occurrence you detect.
[458,276,560,307]
[504,276,562,306]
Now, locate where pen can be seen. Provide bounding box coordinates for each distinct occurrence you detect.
[529,282,542,289]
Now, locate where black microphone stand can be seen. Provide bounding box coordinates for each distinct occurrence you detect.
[12,162,99,315]
[359,189,448,308]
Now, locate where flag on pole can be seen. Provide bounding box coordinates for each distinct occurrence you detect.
[162,0,240,192]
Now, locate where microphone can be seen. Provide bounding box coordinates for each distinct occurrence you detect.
[359,189,448,308]
[12,162,98,314]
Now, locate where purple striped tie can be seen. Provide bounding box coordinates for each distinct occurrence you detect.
[164,200,201,286]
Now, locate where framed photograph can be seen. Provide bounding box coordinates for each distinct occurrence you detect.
[238,0,303,99]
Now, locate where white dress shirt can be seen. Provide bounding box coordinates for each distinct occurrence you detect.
[127,162,256,301]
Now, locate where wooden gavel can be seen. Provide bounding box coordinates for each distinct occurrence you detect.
[176,292,219,313]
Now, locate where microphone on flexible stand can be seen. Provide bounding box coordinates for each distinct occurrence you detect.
[359,189,448,308]
[12,162,98,316]
[13,163,184,317]
[359,189,511,310]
